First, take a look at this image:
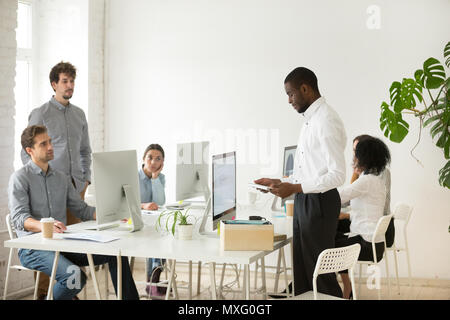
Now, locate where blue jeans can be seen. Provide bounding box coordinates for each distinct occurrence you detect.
[146,258,166,279]
[19,249,139,300]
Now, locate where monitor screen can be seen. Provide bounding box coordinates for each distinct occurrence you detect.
[92,150,143,231]
[212,151,236,230]
[176,141,210,202]
[283,145,297,177]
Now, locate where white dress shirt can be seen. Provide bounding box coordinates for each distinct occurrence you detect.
[284,97,347,194]
[338,173,387,243]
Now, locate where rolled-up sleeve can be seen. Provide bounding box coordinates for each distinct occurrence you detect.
[66,176,95,221]
[8,172,33,233]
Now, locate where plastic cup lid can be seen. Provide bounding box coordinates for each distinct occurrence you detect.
[40,217,55,222]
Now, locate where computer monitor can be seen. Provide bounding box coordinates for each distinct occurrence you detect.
[271,145,297,212]
[176,141,210,202]
[211,151,236,230]
[283,145,297,177]
[92,150,144,232]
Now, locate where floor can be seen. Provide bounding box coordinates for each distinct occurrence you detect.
[21,258,450,300]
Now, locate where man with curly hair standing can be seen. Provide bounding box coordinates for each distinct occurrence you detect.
[21,61,92,299]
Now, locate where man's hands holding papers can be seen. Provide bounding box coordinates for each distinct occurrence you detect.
[254,178,302,198]
[253,178,281,193]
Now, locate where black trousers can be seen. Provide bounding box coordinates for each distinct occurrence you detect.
[293,189,343,297]
[335,220,385,273]
[338,218,395,248]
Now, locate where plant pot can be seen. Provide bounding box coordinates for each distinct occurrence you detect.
[176,224,194,240]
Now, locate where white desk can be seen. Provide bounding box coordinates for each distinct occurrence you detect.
[3,229,125,300]
[4,209,293,300]
[112,224,292,299]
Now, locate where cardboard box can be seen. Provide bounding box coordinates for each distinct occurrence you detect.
[220,221,274,251]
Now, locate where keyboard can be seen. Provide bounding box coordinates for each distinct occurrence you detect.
[82,221,121,231]
[165,202,191,210]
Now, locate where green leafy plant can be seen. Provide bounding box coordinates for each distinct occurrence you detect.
[380,41,450,188]
[156,209,197,236]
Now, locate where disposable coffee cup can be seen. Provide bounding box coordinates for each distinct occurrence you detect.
[41,217,55,239]
[285,200,294,217]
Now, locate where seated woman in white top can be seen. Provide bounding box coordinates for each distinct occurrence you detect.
[335,136,391,299]
[138,144,166,297]
[339,134,395,247]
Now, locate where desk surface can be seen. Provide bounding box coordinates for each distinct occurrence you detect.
[4,209,292,265]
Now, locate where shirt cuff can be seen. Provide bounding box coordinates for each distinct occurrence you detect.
[281,176,293,183]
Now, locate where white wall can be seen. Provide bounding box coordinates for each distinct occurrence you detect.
[32,0,89,115]
[105,0,450,279]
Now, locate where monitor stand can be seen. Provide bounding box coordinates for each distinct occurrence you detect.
[123,184,144,232]
[198,197,219,238]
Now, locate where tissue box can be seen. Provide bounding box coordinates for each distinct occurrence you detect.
[220,221,274,251]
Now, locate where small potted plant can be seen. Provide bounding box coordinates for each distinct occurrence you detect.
[156,209,197,240]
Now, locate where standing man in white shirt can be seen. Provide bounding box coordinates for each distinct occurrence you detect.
[255,67,347,297]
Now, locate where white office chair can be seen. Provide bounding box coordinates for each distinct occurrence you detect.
[282,243,361,300]
[357,214,393,300]
[3,214,41,300]
[386,203,413,292]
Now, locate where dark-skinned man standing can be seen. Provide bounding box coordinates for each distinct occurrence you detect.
[256,67,347,298]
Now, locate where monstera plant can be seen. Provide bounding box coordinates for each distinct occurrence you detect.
[380,41,450,189]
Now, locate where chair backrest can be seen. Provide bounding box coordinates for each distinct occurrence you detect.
[372,214,393,243]
[393,203,413,225]
[5,214,16,240]
[313,243,361,277]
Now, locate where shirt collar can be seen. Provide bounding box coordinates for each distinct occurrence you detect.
[50,96,70,111]
[28,160,55,177]
[302,96,325,121]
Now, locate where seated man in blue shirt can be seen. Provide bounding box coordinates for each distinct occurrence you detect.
[8,125,139,300]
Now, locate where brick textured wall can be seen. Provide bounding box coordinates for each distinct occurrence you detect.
[88,0,105,153]
[0,0,106,298]
[0,0,34,298]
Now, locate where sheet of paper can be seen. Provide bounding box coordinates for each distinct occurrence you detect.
[62,233,120,243]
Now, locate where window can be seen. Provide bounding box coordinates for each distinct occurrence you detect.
[14,1,33,170]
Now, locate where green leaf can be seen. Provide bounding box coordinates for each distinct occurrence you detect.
[389,81,403,111]
[439,160,450,188]
[423,57,446,89]
[436,132,447,148]
[399,78,423,110]
[430,121,443,139]
[423,114,443,127]
[414,69,424,88]
[379,101,410,143]
[445,139,449,159]
[444,41,450,68]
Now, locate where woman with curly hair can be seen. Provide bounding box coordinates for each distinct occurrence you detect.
[335,136,391,299]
